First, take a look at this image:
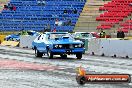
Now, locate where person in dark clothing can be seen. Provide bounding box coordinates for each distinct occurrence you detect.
[100,30,106,38]
[43,24,50,32]
[44,24,51,32]
[4,5,8,10]
[117,30,122,38]
[117,30,125,38]
[121,31,125,38]
[117,31,120,38]
[74,9,77,14]
[67,19,72,26]
[64,10,67,14]
[100,31,102,38]
[8,4,13,10]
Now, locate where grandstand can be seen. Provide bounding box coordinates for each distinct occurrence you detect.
[96,0,132,33]
[74,0,110,32]
[0,0,86,32]
[1,0,132,35]
[75,0,132,35]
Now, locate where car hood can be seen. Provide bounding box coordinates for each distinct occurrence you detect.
[49,39,83,44]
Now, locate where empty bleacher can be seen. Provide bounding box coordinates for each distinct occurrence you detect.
[74,0,110,32]
[75,0,132,35]
[119,19,132,33]
[96,0,132,33]
[0,0,86,32]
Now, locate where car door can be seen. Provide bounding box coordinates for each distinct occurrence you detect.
[33,34,47,52]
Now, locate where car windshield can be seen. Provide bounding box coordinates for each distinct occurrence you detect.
[27,32,35,35]
[49,33,73,40]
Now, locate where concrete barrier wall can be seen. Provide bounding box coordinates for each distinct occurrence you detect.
[88,39,101,55]
[20,35,37,48]
[75,38,89,53]
[88,38,132,58]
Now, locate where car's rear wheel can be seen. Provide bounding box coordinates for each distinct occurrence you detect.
[47,49,53,59]
[35,49,43,57]
[76,53,82,59]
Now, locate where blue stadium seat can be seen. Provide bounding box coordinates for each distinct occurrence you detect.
[0,0,86,31]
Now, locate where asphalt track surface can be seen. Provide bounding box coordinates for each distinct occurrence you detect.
[0,46,131,88]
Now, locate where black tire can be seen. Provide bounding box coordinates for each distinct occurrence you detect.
[114,54,116,57]
[76,76,86,85]
[101,53,105,56]
[35,49,43,57]
[92,52,95,55]
[47,49,53,59]
[76,53,82,59]
[126,56,129,58]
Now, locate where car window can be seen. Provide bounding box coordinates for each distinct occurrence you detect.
[27,32,34,35]
[75,33,80,38]
[49,33,73,40]
[81,33,90,38]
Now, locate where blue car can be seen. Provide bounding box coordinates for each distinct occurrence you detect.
[32,32,85,59]
[5,33,20,41]
[5,31,39,41]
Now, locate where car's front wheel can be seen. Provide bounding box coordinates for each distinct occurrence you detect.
[35,49,43,57]
[76,53,82,59]
[47,49,53,59]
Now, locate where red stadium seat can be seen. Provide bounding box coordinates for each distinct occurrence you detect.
[96,0,132,30]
